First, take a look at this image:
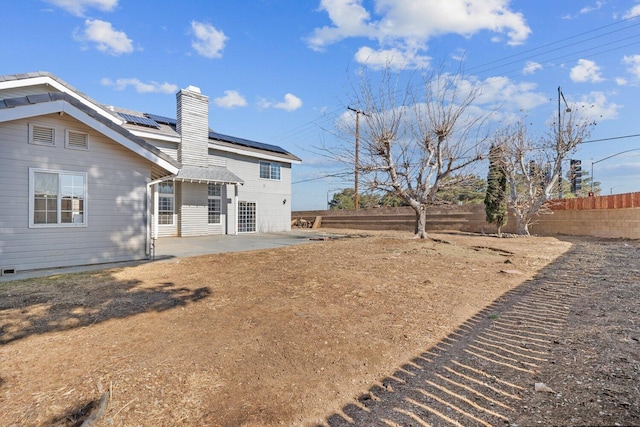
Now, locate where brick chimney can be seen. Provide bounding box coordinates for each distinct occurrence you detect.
[176,85,209,168]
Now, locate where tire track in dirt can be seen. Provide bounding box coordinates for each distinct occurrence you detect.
[322,242,592,427]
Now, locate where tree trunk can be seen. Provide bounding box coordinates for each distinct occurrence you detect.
[414,204,428,239]
[516,218,530,236]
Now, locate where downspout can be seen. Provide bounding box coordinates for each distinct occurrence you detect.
[146,180,151,258]
[235,187,239,236]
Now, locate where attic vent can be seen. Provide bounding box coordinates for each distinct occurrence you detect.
[29,124,55,146]
[66,129,89,150]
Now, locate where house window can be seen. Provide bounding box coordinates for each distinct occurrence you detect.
[208,183,221,224]
[238,201,256,233]
[29,123,55,146]
[259,161,281,180]
[158,181,174,225]
[29,169,86,227]
[65,129,89,150]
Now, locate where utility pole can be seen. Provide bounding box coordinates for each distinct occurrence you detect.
[557,87,571,199]
[348,107,366,209]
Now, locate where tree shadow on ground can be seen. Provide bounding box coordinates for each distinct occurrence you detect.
[322,242,588,427]
[40,397,101,427]
[0,271,210,345]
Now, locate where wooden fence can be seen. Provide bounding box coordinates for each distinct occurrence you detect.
[293,192,640,239]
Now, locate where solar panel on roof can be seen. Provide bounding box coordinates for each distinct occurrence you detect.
[117,112,160,128]
[209,131,291,156]
[144,113,176,126]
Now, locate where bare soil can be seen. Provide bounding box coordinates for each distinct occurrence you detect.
[0,230,637,426]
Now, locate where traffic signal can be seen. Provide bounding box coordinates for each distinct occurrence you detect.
[570,159,582,193]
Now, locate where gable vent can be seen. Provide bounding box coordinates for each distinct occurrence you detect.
[66,130,89,150]
[30,124,55,146]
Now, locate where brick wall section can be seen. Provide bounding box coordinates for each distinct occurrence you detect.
[293,192,640,239]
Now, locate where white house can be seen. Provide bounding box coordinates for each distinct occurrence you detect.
[0,72,301,274]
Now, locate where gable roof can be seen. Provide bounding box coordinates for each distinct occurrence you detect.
[0,91,181,177]
[0,71,302,165]
[0,71,121,124]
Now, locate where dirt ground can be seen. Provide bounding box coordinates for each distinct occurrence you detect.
[0,230,637,426]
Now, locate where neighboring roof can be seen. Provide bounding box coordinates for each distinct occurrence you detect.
[0,92,181,176]
[174,165,243,185]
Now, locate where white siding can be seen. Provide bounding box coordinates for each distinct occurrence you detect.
[220,151,292,233]
[177,89,209,168]
[150,139,178,160]
[178,181,208,237]
[0,114,153,272]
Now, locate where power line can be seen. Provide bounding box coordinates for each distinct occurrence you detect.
[276,15,640,151]
[469,19,640,77]
[581,133,640,144]
[292,171,352,185]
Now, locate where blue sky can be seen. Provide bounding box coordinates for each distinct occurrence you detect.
[2,0,640,210]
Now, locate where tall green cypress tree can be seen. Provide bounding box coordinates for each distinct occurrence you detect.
[484,144,508,236]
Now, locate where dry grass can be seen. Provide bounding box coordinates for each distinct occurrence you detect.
[0,231,571,426]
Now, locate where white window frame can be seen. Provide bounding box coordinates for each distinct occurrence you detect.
[29,123,55,147]
[28,168,87,228]
[208,183,222,224]
[157,181,175,226]
[259,161,281,181]
[65,128,89,150]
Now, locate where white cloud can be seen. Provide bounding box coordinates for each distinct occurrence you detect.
[101,77,177,94]
[44,0,117,16]
[191,21,228,59]
[260,94,303,111]
[579,1,604,14]
[623,4,640,18]
[306,0,375,51]
[307,0,531,61]
[275,93,303,111]
[570,59,604,83]
[575,91,620,121]
[522,61,543,75]
[622,54,640,79]
[616,77,628,86]
[75,19,133,55]
[469,76,548,111]
[354,45,430,70]
[214,90,247,108]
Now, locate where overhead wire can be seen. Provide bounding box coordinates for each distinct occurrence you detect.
[279,11,640,174]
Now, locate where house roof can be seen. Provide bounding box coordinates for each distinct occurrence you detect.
[208,131,301,163]
[0,71,121,124]
[174,165,243,184]
[113,107,302,164]
[0,71,302,165]
[0,92,181,177]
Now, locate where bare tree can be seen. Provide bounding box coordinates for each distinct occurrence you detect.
[498,111,593,235]
[335,67,490,238]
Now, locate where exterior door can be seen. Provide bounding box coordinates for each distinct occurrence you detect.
[238,201,256,233]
